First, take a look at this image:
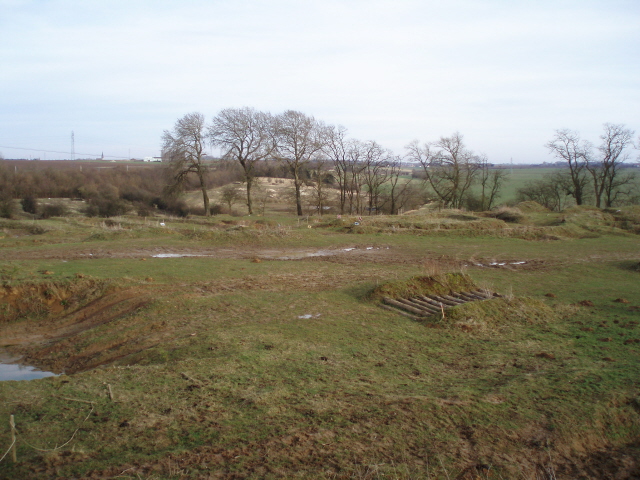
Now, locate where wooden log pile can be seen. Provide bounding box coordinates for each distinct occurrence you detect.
[380,290,499,320]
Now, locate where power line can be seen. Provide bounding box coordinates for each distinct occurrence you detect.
[0,145,131,160]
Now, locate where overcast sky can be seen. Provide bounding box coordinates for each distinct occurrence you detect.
[1,0,638,163]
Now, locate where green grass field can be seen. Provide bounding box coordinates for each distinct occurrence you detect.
[491,167,560,204]
[412,166,639,207]
[0,207,639,479]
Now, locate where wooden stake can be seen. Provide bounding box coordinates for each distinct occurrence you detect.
[107,384,115,402]
[10,414,16,463]
[52,395,95,405]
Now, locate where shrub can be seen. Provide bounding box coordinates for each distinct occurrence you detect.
[83,203,100,217]
[189,206,207,216]
[210,204,224,215]
[20,195,38,214]
[40,202,68,218]
[84,196,129,218]
[121,187,154,204]
[0,193,16,219]
[154,197,190,217]
[136,203,153,217]
[463,195,481,212]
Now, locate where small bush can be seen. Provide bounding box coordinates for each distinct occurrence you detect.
[190,206,207,216]
[121,187,154,204]
[26,225,47,235]
[100,199,128,218]
[162,198,190,218]
[462,194,484,212]
[40,202,67,218]
[83,203,100,217]
[0,194,16,219]
[102,219,119,228]
[136,203,153,217]
[152,197,190,217]
[84,196,129,218]
[210,204,224,215]
[21,195,38,214]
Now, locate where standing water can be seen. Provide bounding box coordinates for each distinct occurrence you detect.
[0,363,58,381]
[0,350,58,381]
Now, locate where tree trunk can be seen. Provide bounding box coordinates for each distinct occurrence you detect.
[390,190,397,215]
[246,181,253,215]
[293,172,303,216]
[198,172,210,216]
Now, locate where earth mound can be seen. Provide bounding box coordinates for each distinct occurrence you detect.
[370,273,478,301]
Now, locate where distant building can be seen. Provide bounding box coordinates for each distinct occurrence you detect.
[143,156,162,162]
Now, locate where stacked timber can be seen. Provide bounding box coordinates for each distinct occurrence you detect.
[381,290,498,320]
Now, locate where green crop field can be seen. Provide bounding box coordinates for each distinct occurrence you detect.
[491,167,560,204]
[0,206,639,479]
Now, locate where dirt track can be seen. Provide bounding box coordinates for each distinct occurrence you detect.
[0,243,563,273]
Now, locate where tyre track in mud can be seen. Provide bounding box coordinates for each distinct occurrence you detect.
[2,288,155,374]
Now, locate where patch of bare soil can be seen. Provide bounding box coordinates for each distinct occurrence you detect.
[0,245,399,262]
[0,244,565,273]
[1,288,153,374]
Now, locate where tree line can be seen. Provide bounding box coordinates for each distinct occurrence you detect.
[517,124,638,211]
[1,114,636,219]
[0,159,243,219]
[163,108,509,217]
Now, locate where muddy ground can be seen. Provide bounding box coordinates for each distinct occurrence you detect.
[0,242,558,270]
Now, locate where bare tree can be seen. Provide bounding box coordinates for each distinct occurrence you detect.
[478,155,508,210]
[361,141,390,214]
[344,139,368,214]
[274,111,325,216]
[384,155,414,215]
[209,107,275,215]
[307,159,332,215]
[162,112,210,215]
[323,124,350,214]
[406,132,480,209]
[545,129,590,206]
[586,123,635,208]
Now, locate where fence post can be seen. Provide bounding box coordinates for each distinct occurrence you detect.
[9,415,16,463]
[107,384,115,402]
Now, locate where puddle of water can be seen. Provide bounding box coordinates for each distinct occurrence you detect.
[151,253,212,258]
[473,261,529,267]
[151,247,387,261]
[0,363,58,381]
[266,247,385,260]
[263,250,337,260]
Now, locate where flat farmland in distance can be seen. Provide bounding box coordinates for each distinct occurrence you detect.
[492,167,558,203]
